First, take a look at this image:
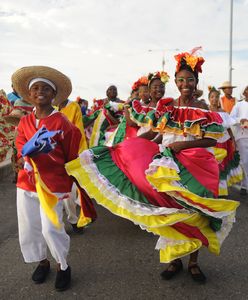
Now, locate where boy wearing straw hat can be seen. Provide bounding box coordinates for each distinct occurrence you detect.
[219,81,237,114]
[12,66,81,291]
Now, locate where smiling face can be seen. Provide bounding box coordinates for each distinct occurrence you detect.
[149,79,165,101]
[28,81,56,107]
[138,85,150,103]
[106,85,118,100]
[175,69,197,99]
[209,91,220,108]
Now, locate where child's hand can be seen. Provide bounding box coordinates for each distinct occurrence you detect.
[16,157,24,170]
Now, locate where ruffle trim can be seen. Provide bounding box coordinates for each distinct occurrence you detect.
[65,154,221,262]
[219,150,243,187]
[213,147,227,163]
[65,146,238,262]
[129,100,154,127]
[227,166,243,186]
[155,105,223,124]
[145,105,224,140]
[129,102,224,140]
[156,212,236,261]
[89,111,106,147]
[154,116,224,140]
[77,150,191,218]
[146,152,239,219]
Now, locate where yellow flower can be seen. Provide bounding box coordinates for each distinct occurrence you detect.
[160,71,170,84]
[185,54,198,71]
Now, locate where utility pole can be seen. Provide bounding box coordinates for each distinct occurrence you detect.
[229,0,233,83]
[162,55,165,71]
[148,48,179,71]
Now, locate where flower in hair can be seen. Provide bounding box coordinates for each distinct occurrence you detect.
[208,86,219,93]
[175,48,205,73]
[131,81,139,91]
[148,71,170,85]
[138,76,148,86]
[132,76,149,91]
[160,71,170,84]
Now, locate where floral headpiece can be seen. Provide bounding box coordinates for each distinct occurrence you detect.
[132,76,149,91]
[131,81,139,91]
[175,47,205,73]
[208,86,220,94]
[147,71,170,86]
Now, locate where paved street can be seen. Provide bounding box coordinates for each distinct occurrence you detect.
[0,172,248,300]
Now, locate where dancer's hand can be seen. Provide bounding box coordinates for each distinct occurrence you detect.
[168,141,185,153]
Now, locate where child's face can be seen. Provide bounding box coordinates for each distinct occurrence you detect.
[209,91,220,107]
[131,90,139,99]
[138,86,150,102]
[149,79,165,101]
[29,82,56,107]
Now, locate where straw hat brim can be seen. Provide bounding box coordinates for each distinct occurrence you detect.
[11,66,72,106]
[218,83,237,89]
[219,86,237,89]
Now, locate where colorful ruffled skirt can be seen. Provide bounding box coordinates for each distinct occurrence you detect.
[213,139,243,196]
[65,137,239,263]
[105,118,139,146]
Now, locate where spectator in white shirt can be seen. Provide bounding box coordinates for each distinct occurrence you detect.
[230,86,248,195]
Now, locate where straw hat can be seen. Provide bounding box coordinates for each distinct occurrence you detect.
[218,81,237,89]
[3,108,24,126]
[11,66,72,106]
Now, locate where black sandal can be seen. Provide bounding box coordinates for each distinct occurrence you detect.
[160,260,183,280]
[188,264,206,283]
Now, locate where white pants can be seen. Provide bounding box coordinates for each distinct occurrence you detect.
[63,183,80,224]
[237,138,248,189]
[17,188,70,270]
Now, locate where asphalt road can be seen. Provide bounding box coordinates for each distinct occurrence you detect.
[0,173,248,300]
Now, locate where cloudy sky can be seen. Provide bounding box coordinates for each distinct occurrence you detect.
[0,0,247,103]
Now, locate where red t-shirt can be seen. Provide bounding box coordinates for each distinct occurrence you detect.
[16,111,81,193]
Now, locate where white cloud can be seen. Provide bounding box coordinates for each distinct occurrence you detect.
[0,0,247,103]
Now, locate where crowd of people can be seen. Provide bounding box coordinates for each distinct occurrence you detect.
[0,49,247,292]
